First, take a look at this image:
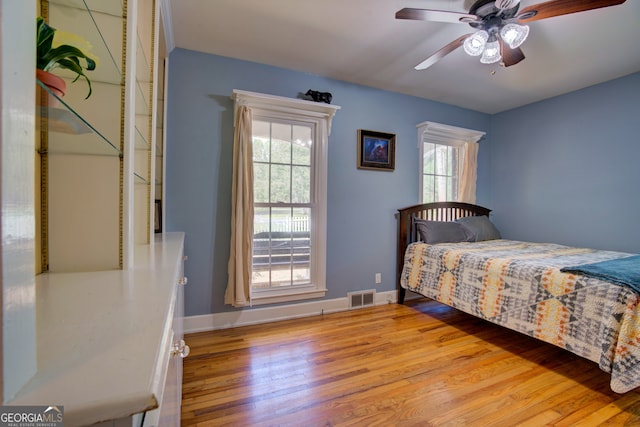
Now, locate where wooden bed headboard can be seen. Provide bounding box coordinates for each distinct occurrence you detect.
[396,202,492,303]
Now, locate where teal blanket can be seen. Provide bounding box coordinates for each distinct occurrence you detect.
[561,255,640,293]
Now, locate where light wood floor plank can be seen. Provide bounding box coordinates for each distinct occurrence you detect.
[182,299,640,426]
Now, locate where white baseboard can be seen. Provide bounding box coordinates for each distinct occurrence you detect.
[184,290,398,333]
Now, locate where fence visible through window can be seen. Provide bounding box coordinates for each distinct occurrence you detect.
[253,215,309,234]
[252,211,311,289]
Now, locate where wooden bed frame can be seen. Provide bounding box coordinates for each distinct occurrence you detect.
[395,202,640,393]
[396,202,492,304]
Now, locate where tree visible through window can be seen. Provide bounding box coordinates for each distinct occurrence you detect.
[422,142,459,203]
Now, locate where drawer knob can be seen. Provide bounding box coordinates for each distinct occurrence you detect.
[178,276,188,286]
[172,339,190,358]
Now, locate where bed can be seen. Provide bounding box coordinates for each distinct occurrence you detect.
[396,202,640,393]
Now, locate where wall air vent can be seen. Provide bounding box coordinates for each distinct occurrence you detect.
[348,290,376,309]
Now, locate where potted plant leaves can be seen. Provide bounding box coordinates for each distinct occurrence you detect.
[36,16,97,99]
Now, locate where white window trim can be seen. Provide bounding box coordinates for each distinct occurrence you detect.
[417,121,485,203]
[231,90,340,305]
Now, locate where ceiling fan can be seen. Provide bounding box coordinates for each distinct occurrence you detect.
[396,0,627,70]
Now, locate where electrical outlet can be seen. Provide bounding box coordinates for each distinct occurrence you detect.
[375,273,382,284]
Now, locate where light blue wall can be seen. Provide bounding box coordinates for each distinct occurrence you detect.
[165,48,491,316]
[489,72,640,253]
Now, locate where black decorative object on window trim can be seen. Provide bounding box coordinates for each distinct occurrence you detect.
[302,89,332,104]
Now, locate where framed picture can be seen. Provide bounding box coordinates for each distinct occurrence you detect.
[357,129,396,171]
[154,199,162,233]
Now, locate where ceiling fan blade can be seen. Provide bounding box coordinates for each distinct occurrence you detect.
[414,33,472,70]
[499,40,526,67]
[396,8,478,24]
[517,0,626,23]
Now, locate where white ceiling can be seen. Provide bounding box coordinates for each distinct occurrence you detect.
[166,0,640,114]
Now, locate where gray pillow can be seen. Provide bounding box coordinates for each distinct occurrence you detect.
[414,218,474,244]
[455,215,501,241]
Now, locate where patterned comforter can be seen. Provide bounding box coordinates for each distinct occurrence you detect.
[400,239,640,393]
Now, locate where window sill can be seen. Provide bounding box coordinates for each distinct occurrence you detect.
[250,286,328,306]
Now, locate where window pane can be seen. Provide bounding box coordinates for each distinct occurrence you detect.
[252,267,270,289]
[435,146,448,175]
[253,163,269,203]
[292,207,310,233]
[451,147,459,177]
[271,123,291,164]
[434,175,449,202]
[253,120,270,140]
[252,207,271,289]
[449,176,458,201]
[270,207,293,287]
[292,207,310,284]
[252,121,270,162]
[423,142,436,174]
[254,207,269,235]
[423,173,435,203]
[292,165,310,203]
[422,141,459,203]
[292,125,312,166]
[270,207,291,232]
[270,164,290,203]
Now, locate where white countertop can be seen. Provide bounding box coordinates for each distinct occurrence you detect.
[9,232,185,426]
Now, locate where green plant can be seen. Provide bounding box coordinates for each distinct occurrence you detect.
[36,16,97,99]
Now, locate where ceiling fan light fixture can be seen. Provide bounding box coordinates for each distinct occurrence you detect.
[495,0,520,10]
[463,30,488,56]
[500,23,529,49]
[480,40,502,64]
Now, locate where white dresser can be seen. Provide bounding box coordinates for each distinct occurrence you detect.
[8,232,188,426]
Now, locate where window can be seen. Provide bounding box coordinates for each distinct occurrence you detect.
[422,142,460,203]
[417,121,485,204]
[231,90,339,305]
[252,119,313,292]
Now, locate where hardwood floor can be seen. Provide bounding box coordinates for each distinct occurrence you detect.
[181,299,640,426]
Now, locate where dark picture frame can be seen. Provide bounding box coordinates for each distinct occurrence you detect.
[154,199,162,233]
[357,129,396,171]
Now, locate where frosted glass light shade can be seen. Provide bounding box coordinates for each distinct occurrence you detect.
[495,0,520,10]
[500,23,529,49]
[480,40,502,64]
[463,31,489,56]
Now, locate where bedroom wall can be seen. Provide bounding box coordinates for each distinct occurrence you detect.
[489,72,640,254]
[165,48,491,317]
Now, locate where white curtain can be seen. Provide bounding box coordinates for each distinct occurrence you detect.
[224,105,254,307]
[458,141,479,204]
